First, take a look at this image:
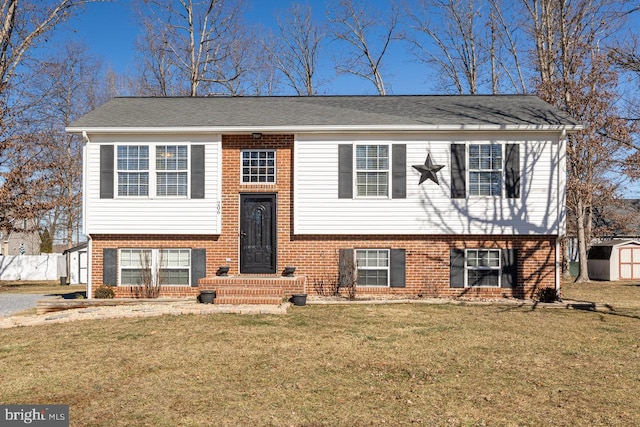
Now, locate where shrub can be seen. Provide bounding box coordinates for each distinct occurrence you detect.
[94,285,115,299]
[535,287,559,303]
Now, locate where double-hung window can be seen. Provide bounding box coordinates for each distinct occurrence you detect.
[160,249,191,285]
[356,249,390,286]
[356,145,389,197]
[119,249,151,285]
[116,145,189,198]
[156,145,188,196]
[119,248,191,286]
[117,146,149,196]
[466,249,501,287]
[468,144,502,196]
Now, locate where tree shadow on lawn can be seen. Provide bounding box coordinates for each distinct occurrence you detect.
[46,291,87,300]
[497,299,640,320]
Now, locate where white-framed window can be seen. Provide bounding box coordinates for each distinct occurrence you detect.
[241,150,276,183]
[356,249,390,287]
[119,248,191,286]
[119,249,151,285]
[468,144,502,196]
[355,144,389,197]
[156,145,188,196]
[117,146,149,196]
[465,249,501,287]
[160,249,191,285]
[117,144,190,198]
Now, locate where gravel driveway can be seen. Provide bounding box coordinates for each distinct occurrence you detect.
[0,294,53,317]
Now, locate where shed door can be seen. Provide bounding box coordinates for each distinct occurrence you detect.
[79,251,88,284]
[619,246,640,279]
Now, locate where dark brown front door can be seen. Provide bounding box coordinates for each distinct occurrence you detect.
[240,194,276,274]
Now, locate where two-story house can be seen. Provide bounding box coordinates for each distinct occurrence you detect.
[67,95,581,301]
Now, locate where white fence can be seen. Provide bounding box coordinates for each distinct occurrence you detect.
[0,255,62,281]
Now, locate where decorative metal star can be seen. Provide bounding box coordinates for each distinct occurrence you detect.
[412,153,445,185]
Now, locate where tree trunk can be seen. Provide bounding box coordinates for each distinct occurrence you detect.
[575,200,590,282]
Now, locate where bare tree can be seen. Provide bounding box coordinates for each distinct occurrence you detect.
[135,0,251,96]
[327,0,400,95]
[524,0,639,282]
[0,0,103,233]
[262,3,325,96]
[30,43,105,248]
[405,0,527,94]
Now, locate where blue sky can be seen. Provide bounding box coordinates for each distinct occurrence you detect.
[62,0,430,95]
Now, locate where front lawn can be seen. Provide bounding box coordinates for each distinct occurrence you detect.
[1,284,639,426]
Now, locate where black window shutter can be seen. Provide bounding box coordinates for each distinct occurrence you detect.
[450,144,466,199]
[100,145,114,199]
[338,248,354,287]
[338,145,353,199]
[505,144,520,198]
[191,248,206,287]
[191,145,205,199]
[501,249,518,288]
[390,249,406,288]
[392,144,406,199]
[450,248,465,288]
[103,248,117,286]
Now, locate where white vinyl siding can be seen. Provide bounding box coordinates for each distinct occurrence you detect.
[294,132,562,235]
[84,134,221,235]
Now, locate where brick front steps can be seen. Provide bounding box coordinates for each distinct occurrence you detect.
[198,275,307,305]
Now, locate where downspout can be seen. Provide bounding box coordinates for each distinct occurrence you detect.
[556,129,567,296]
[87,236,93,299]
[82,132,92,299]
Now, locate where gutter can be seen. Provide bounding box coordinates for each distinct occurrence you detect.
[66,124,584,135]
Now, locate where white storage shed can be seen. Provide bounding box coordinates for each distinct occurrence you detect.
[63,242,88,285]
[588,239,640,281]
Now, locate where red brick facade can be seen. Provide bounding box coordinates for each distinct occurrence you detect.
[90,134,558,299]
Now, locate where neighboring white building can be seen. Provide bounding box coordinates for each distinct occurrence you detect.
[0,219,41,256]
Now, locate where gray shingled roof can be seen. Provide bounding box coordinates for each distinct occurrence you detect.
[67,95,582,130]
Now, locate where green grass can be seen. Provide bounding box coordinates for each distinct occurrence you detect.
[1,281,640,426]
